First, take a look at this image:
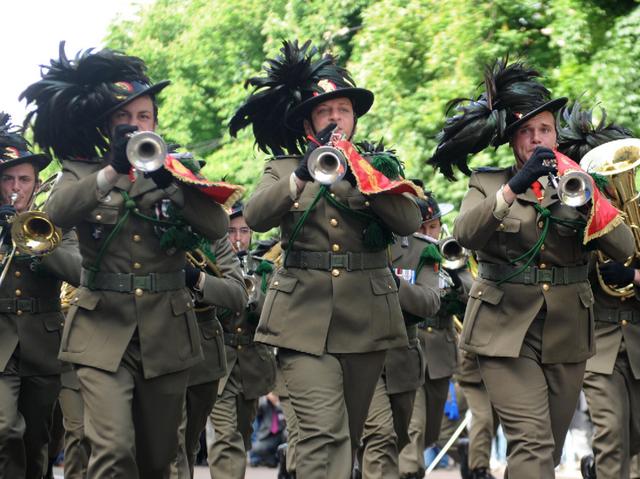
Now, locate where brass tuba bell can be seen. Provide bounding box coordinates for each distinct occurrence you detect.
[126,131,168,173]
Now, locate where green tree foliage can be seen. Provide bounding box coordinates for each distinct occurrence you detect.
[105,0,640,214]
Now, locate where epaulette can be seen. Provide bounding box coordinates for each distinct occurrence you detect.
[472,166,510,173]
[64,156,102,164]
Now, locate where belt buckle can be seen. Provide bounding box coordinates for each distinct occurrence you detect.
[620,310,633,324]
[330,254,348,270]
[16,298,34,313]
[535,268,553,284]
[132,274,152,292]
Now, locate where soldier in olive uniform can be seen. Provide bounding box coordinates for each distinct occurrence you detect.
[398,194,467,479]
[429,59,635,478]
[207,203,277,479]
[230,40,421,478]
[0,115,82,478]
[22,45,229,478]
[554,103,640,479]
[172,231,247,478]
[357,185,442,478]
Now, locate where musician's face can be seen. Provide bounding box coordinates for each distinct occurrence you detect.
[510,111,557,167]
[419,218,442,240]
[109,95,157,135]
[1,163,39,213]
[304,97,355,139]
[228,215,251,254]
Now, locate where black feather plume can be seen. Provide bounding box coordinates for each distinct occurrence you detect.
[557,100,632,162]
[429,59,550,181]
[229,40,349,156]
[0,113,29,152]
[20,41,150,160]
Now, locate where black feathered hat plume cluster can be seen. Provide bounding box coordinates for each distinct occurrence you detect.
[0,112,50,172]
[429,58,566,181]
[229,39,373,156]
[557,100,632,162]
[20,41,169,161]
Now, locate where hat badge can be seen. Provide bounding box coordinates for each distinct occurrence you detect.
[113,81,134,101]
[315,79,337,95]
[3,147,20,159]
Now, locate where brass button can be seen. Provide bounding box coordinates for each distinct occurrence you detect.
[538,221,544,228]
[14,271,21,278]
[293,202,299,209]
[478,291,483,297]
[622,319,629,326]
[388,284,393,289]
[16,310,22,316]
[332,244,340,252]
[133,234,141,242]
[135,288,143,297]
[133,262,142,270]
[15,289,21,297]
[73,297,78,303]
[330,218,338,227]
[95,214,103,221]
[236,327,242,333]
[237,345,243,350]
[542,283,550,292]
[540,245,546,251]
[364,201,370,207]
[330,193,336,198]
[499,223,505,231]
[539,263,546,269]
[427,326,433,332]
[331,268,340,277]
[273,281,279,286]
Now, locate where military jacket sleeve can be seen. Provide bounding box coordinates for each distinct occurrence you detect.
[39,228,82,287]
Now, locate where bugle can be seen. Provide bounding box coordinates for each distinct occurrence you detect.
[126,131,167,173]
[307,146,348,185]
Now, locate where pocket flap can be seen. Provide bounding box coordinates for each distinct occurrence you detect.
[199,318,222,340]
[370,273,399,295]
[269,274,299,294]
[44,315,64,332]
[469,282,504,305]
[579,288,595,308]
[171,289,194,316]
[497,217,520,233]
[74,290,101,311]
[87,206,119,225]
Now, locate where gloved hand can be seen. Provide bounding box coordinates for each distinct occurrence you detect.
[146,168,174,189]
[389,266,401,289]
[507,146,557,195]
[444,267,462,290]
[599,262,636,286]
[0,204,16,226]
[185,263,202,290]
[111,124,138,174]
[294,122,337,182]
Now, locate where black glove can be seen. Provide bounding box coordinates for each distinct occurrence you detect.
[507,146,557,194]
[146,168,174,189]
[185,263,202,290]
[599,262,636,286]
[111,124,138,174]
[444,267,462,290]
[0,204,16,226]
[295,122,337,182]
[389,266,401,289]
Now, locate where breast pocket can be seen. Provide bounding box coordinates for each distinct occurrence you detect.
[462,281,504,347]
[496,217,521,259]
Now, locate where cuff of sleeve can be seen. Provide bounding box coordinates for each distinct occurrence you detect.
[96,169,118,197]
[289,172,300,200]
[493,185,511,220]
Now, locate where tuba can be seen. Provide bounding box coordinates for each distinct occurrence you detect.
[581,138,640,298]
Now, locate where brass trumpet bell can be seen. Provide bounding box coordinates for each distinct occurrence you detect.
[307,146,348,185]
[10,211,61,256]
[440,236,468,270]
[556,170,594,207]
[126,131,168,173]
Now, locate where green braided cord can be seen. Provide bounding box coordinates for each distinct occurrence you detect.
[86,192,136,289]
[416,243,442,277]
[284,186,327,263]
[590,172,609,192]
[323,189,394,248]
[255,260,274,293]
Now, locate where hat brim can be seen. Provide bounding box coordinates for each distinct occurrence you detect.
[503,97,568,140]
[285,88,374,131]
[101,80,171,121]
[0,153,52,173]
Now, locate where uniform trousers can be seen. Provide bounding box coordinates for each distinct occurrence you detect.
[459,380,499,470]
[278,349,386,479]
[359,376,416,479]
[207,367,257,479]
[0,356,60,479]
[171,379,219,479]
[276,366,299,474]
[76,340,190,479]
[58,383,90,479]
[398,375,449,474]
[477,319,585,479]
[583,350,640,479]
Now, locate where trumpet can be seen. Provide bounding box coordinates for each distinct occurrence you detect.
[548,170,594,207]
[307,146,348,185]
[126,131,168,173]
[186,247,224,313]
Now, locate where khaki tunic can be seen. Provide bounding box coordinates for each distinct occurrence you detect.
[45,158,229,378]
[245,157,422,354]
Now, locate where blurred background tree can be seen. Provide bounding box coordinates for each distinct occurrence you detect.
[105,0,640,219]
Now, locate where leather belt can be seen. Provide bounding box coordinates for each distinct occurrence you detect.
[223,333,254,347]
[0,297,60,314]
[478,262,589,285]
[418,316,451,330]
[284,251,387,271]
[80,269,185,292]
[595,307,640,325]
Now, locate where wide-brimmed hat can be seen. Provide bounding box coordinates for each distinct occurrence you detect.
[100,79,170,120]
[0,113,51,173]
[503,97,567,139]
[229,200,244,219]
